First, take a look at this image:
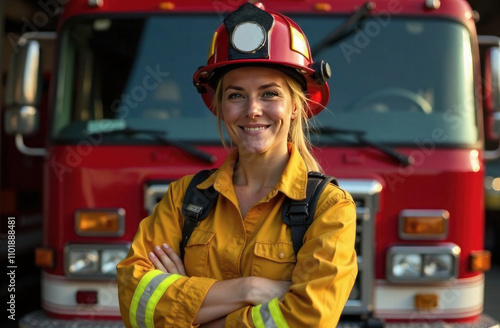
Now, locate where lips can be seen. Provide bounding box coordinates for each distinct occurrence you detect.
[242,126,268,132]
[240,124,271,132]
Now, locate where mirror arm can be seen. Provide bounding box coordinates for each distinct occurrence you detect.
[15,133,47,157]
[478,35,500,47]
[18,31,57,45]
[485,147,500,161]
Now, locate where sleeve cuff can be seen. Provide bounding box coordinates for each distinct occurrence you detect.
[172,276,218,325]
[225,306,253,328]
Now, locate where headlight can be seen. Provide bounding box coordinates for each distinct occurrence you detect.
[392,254,421,278]
[423,254,454,278]
[387,244,460,283]
[101,249,129,274]
[68,250,99,274]
[65,244,129,279]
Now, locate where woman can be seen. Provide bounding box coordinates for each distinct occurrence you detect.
[117,3,357,327]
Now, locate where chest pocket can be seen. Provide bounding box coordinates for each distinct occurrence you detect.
[251,242,296,281]
[184,229,215,277]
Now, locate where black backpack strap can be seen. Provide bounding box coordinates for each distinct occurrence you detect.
[180,169,218,259]
[282,171,338,255]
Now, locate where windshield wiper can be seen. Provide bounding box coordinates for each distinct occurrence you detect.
[315,127,414,166]
[89,127,217,164]
[311,1,375,57]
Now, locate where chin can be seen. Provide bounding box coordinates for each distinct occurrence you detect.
[237,142,269,154]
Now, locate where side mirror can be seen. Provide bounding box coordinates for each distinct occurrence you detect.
[4,106,40,135]
[479,35,500,160]
[5,39,42,136]
[484,46,500,139]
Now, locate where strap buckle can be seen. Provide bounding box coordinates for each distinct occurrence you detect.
[184,203,203,220]
[286,203,309,225]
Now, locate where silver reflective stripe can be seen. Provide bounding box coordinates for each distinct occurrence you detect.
[136,273,173,328]
[260,302,278,328]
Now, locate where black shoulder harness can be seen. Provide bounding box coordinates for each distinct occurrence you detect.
[180,170,338,259]
[180,169,218,260]
[282,171,338,255]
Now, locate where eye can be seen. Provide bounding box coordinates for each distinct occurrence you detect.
[227,93,244,99]
[262,91,279,98]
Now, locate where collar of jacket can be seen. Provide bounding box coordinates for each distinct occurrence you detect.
[196,143,308,201]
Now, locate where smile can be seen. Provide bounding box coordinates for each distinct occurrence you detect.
[242,126,269,132]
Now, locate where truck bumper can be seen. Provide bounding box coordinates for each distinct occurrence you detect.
[338,315,499,328]
[20,311,499,328]
[19,310,124,328]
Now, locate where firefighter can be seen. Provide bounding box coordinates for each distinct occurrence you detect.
[117,3,357,327]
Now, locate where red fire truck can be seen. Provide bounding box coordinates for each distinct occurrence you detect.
[5,0,500,327]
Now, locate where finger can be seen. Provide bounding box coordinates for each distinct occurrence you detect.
[162,244,187,276]
[148,252,167,273]
[153,245,179,274]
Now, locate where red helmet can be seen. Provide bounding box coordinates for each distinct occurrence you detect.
[193,2,331,117]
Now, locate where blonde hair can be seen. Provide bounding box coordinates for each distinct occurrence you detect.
[213,69,322,173]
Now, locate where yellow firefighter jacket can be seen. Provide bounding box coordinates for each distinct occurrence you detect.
[117,143,357,328]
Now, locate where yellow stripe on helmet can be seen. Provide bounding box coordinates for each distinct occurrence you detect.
[290,26,310,60]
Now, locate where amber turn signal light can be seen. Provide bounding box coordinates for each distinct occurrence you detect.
[159,2,175,10]
[35,247,55,268]
[75,208,125,236]
[314,3,332,11]
[470,250,491,272]
[399,210,449,239]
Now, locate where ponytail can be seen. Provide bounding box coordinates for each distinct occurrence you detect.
[284,75,322,173]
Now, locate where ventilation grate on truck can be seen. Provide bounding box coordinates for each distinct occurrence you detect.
[339,179,382,317]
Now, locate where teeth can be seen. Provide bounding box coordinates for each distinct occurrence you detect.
[244,126,267,131]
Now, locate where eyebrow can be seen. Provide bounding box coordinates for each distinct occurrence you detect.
[224,82,283,92]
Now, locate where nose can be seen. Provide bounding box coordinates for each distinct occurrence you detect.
[246,97,263,119]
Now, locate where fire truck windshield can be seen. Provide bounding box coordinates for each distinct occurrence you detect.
[51,15,478,148]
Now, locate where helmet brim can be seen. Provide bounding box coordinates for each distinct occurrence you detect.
[193,59,330,117]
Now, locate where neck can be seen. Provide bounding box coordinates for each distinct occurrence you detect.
[233,144,290,191]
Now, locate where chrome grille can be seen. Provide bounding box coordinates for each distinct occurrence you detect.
[144,181,170,215]
[339,179,382,315]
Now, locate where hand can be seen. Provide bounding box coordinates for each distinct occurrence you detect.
[245,277,291,305]
[148,243,187,276]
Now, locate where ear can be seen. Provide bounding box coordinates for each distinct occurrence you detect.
[290,105,298,120]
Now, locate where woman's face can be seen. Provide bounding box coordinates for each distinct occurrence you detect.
[221,66,296,156]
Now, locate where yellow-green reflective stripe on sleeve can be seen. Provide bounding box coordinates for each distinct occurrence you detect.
[144,274,182,328]
[252,304,266,328]
[136,273,176,328]
[268,298,290,328]
[129,270,163,328]
[251,298,289,328]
